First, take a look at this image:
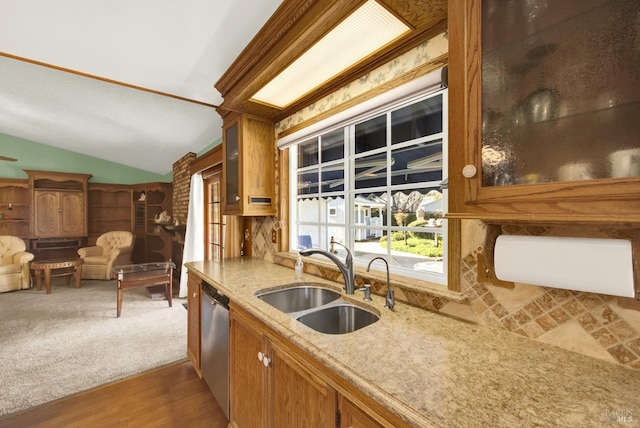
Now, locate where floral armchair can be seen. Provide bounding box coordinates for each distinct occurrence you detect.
[78,231,134,280]
[0,235,34,293]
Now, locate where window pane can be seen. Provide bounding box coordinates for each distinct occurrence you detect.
[297,197,320,223]
[391,94,443,144]
[353,192,386,240]
[321,196,345,223]
[324,226,347,254]
[211,181,220,202]
[320,129,344,163]
[321,162,344,192]
[355,114,387,154]
[391,140,443,186]
[298,138,319,168]
[355,153,387,189]
[390,188,444,223]
[297,225,319,250]
[387,186,445,274]
[298,168,319,195]
[211,226,220,245]
[211,203,219,222]
[353,228,388,259]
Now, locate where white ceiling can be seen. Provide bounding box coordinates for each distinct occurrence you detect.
[0,0,283,175]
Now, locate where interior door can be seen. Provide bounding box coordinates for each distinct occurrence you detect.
[204,171,225,261]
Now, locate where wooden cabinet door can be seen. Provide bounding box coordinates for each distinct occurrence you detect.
[448,0,640,224]
[339,396,385,428]
[60,192,85,236]
[186,274,201,376]
[230,309,267,428]
[230,306,337,428]
[34,190,85,237]
[34,191,59,236]
[270,339,337,428]
[221,113,276,216]
[222,119,240,215]
[240,114,275,216]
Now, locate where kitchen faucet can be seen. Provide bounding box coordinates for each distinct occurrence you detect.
[367,257,394,310]
[299,237,355,294]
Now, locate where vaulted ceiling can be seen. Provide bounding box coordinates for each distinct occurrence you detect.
[0,0,283,174]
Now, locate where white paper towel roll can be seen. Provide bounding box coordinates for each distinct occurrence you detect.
[494,235,635,298]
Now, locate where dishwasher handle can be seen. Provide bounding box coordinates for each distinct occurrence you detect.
[202,282,230,309]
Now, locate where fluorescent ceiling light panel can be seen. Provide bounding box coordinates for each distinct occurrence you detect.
[251,0,410,108]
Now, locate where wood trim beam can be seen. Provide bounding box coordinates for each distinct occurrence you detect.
[190,145,223,175]
[1,52,218,108]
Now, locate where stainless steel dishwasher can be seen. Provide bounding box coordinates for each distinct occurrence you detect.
[200,281,230,419]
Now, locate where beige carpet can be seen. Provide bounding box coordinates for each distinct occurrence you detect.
[0,278,187,416]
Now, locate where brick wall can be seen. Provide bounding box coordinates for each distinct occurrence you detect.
[172,152,196,225]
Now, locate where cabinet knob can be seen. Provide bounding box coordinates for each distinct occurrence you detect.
[235,195,240,202]
[462,164,478,178]
[258,352,271,367]
[193,292,197,298]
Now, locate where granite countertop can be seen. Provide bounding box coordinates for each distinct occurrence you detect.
[186,258,640,427]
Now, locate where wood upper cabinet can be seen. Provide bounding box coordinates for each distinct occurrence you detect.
[187,272,201,377]
[448,0,640,225]
[229,305,336,428]
[26,170,91,237]
[222,112,276,216]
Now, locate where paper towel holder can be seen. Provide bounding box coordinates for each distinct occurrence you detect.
[619,230,640,309]
[477,224,514,289]
[479,224,640,304]
[493,231,638,299]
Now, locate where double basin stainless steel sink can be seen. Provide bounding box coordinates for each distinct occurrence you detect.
[256,283,379,334]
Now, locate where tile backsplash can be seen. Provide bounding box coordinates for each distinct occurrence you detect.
[453,243,640,370]
[445,221,640,370]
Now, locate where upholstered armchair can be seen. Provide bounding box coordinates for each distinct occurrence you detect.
[78,231,134,280]
[0,235,34,293]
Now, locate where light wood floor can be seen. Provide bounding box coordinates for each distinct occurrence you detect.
[0,360,228,428]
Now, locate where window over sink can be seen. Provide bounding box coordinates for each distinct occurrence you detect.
[287,89,448,285]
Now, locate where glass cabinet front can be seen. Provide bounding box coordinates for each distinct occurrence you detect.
[224,122,239,207]
[480,0,640,187]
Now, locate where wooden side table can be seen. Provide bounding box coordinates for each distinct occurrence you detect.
[112,261,176,318]
[31,258,83,294]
